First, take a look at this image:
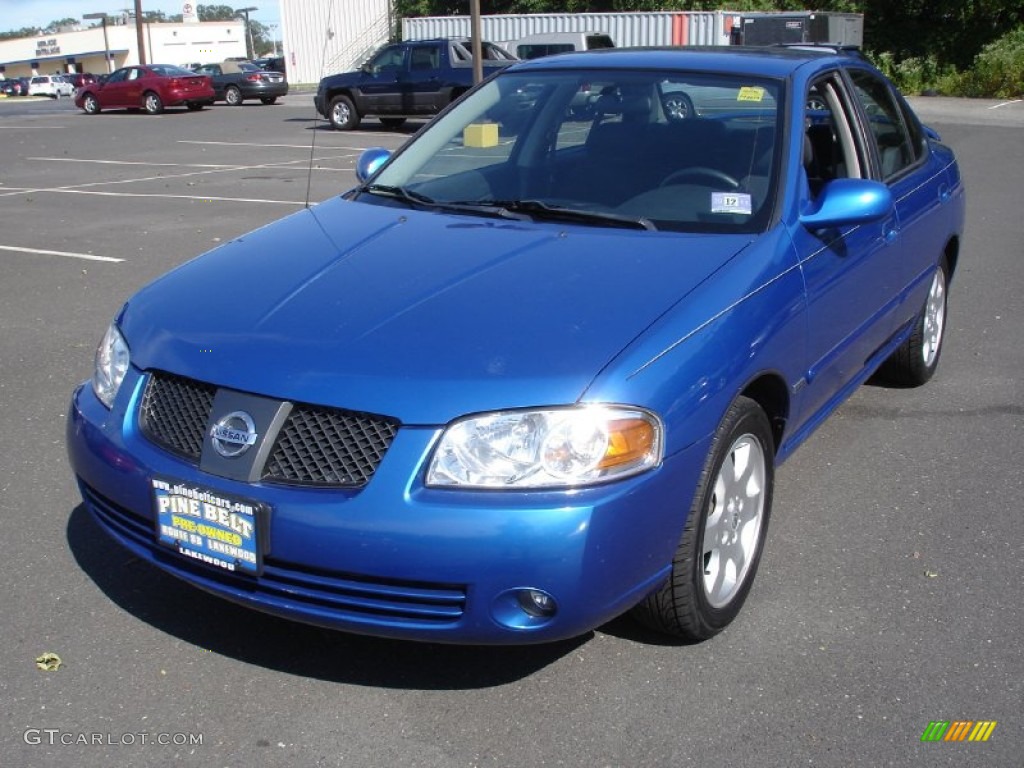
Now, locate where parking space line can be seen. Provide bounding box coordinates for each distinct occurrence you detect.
[0,244,123,263]
[179,140,378,152]
[46,189,307,205]
[29,157,241,169]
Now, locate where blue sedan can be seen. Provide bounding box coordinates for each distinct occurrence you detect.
[67,47,965,644]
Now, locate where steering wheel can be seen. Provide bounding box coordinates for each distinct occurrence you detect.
[660,167,740,190]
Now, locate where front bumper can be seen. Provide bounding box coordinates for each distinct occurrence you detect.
[67,372,702,644]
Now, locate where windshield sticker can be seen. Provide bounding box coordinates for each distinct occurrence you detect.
[711,192,753,215]
[737,86,766,103]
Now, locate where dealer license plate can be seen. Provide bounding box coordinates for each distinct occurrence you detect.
[152,478,263,576]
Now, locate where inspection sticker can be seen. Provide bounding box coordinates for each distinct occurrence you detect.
[153,477,263,576]
[711,192,752,215]
[737,86,766,102]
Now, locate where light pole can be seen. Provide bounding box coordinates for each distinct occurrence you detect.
[237,7,258,60]
[83,12,112,73]
[269,24,278,57]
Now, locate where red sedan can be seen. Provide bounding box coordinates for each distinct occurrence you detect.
[75,64,215,115]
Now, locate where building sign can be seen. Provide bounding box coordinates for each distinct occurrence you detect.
[182,3,199,23]
[36,38,60,56]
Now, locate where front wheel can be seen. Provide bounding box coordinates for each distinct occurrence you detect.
[82,93,101,114]
[143,91,163,114]
[878,257,949,386]
[225,86,243,106]
[328,94,360,130]
[632,396,774,641]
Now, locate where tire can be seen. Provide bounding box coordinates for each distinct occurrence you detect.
[260,96,278,105]
[663,92,695,121]
[328,94,360,131]
[633,396,774,641]
[225,86,243,106]
[379,117,406,129]
[878,257,949,386]
[82,93,101,115]
[143,91,164,115]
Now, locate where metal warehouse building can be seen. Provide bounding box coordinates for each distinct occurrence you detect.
[279,0,392,86]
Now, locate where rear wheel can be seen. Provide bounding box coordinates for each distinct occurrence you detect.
[82,93,101,115]
[633,396,774,641]
[878,257,949,386]
[143,91,163,114]
[328,94,360,130]
[225,86,243,106]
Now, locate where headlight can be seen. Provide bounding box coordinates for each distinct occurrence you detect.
[426,406,663,489]
[92,323,130,409]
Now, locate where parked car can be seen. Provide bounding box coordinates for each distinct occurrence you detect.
[1,76,31,96]
[67,47,964,645]
[65,72,98,89]
[192,60,288,105]
[74,64,214,114]
[27,75,75,98]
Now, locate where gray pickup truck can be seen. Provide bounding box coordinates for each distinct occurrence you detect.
[314,38,516,130]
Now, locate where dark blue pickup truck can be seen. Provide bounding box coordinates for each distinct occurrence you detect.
[314,38,516,130]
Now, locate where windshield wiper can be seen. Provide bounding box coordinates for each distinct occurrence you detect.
[361,183,439,207]
[482,199,657,231]
[361,185,530,221]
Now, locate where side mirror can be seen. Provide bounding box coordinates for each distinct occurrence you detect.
[355,147,392,182]
[800,179,893,230]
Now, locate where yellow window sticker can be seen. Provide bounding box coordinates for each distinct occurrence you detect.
[737,86,766,103]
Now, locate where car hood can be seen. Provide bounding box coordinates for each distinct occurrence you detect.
[122,197,751,424]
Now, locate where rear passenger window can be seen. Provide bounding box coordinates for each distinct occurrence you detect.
[802,73,868,197]
[847,70,919,181]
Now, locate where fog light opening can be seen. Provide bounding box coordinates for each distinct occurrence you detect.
[518,589,557,618]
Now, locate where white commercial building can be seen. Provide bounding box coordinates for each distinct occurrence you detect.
[0,19,247,79]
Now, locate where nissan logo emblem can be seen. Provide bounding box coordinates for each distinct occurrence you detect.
[209,411,258,458]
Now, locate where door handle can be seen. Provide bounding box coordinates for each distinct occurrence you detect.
[883,217,899,244]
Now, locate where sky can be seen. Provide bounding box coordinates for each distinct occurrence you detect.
[3,1,280,34]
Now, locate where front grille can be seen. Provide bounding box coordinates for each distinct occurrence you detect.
[80,482,466,625]
[138,372,398,487]
[139,372,215,461]
[264,405,398,487]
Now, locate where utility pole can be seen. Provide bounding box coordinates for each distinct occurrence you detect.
[134,0,146,64]
[470,0,482,85]
[237,7,258,60]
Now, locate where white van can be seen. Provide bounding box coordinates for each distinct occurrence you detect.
[508,32,615,60]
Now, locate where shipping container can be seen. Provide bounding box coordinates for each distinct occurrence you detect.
[401,12,737,50]
[736,12,864,48]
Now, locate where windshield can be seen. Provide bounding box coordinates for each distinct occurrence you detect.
[368,69,782,234]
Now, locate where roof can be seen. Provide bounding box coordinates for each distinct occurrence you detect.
[506,45,858,79]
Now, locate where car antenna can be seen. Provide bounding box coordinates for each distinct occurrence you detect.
[305,0,336,209]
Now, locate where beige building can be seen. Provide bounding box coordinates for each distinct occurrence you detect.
[0,20,247,79]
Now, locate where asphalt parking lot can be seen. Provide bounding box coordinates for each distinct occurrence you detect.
[1,92,1021,768]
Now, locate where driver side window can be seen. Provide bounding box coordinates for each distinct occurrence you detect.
[368,47,406,74]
